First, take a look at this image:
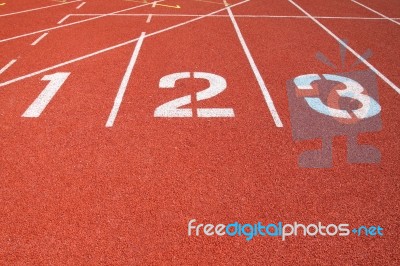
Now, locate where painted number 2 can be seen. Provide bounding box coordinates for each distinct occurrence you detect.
[154,72,235,118]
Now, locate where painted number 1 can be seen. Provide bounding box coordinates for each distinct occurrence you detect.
[154,72,235,118]
[22,72,70,118]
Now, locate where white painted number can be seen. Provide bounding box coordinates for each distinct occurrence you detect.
[294,74,381,119]
[22,72,70,118]
[154,72,235,118]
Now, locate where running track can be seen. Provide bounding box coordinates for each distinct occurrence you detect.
[0,0,399,264]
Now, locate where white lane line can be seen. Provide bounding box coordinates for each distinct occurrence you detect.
[68,13,400,20]
[57,14,71,24]
[0,0,82,17]
[290,0,400,94]
[0,1,163,44]
[351,0,400,26]
[22,73,70,118]
[0,0,250,88]
[224,0,283,127]
[76,2,86,9]
[195,0,225,5]
[106,32,146,128]
[152,1,157,8]
[0,59,17,75]
[146,14,153,23]
[31,32,48,46]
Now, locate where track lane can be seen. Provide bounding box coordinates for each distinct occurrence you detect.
[234,12,400,264]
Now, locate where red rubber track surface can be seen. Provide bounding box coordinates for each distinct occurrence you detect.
[0,0,399,264]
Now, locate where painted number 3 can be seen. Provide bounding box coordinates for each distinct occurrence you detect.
[154,72,235,118]
[294,74,381,120]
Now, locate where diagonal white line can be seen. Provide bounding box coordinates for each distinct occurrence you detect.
[351,0,400,26]
[0,1,163,44]
[0,0,82,17]
[67,13,400,20]
[146,14,153,23]
[0,60,17,75]
[76,2,86,9]
[0,0,250,88]
[57,14,71,24]
[224,0,283,127]
[31,32,48,46]
[106,32,146,128]
[289,0,400,94]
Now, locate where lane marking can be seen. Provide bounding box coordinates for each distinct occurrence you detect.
[0,0,251,88]
[67,13,400,20]
[146,14,153,23]
[76,1,86,9]
[125,0,148,3]
[224,0,283,127]
[0,0,82,17]
[351,0,400,26]
[0,3,6,6]
[22,72,70,118]
[0,59,17,75]
[106,32,146,128]
[290,0,400,94]
[157,4,180,8]
[151,1,180,8]
[155,72,235,118]
[31,32,49,46]
[154,4,180,8]
[57,14,70,24]
[0,1,163,44]
[195,0,225,5]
